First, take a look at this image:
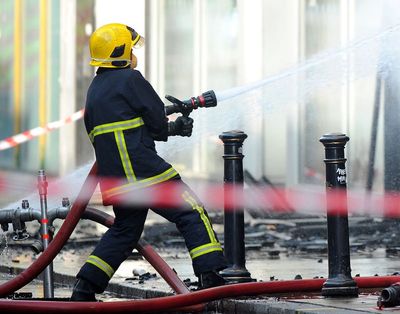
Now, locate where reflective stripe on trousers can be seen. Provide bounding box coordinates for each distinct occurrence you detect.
[182,191,223,259]
[86,255,115,278]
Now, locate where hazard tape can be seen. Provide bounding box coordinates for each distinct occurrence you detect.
[1,173,400,218]
[0,109,85,151]
[104,182,400,218]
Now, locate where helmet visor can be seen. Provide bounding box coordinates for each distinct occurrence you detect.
[127,26,145,49]
[133,36,145,48]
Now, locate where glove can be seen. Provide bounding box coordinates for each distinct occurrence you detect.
[168,116,193,137]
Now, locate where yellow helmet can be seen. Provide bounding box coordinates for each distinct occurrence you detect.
[89,23,145,68]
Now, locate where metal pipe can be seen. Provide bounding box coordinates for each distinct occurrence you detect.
[37,170,54,298]
[319,133,358,297]
[219,130,254,282]
[11,202,30,241]
[0,162,98,297]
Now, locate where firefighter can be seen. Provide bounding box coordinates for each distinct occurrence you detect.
[71,23,227,301]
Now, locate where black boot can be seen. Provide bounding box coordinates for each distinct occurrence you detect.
[70,278,97,301]
[198,271,226,289]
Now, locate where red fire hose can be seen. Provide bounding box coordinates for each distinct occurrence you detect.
[2,276,400,313]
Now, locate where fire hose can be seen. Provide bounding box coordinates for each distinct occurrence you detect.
[2,276,400,313]
[1,162,400,312]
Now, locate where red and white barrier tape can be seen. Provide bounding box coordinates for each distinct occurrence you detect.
[1,174,400,218]
[0,109,85,151]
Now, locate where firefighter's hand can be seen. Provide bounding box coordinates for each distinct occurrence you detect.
[168,116,193,137]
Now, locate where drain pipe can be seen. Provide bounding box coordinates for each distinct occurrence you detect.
[0,162,98,297]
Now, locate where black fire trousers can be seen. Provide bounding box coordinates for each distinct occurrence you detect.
[76,179,227,292]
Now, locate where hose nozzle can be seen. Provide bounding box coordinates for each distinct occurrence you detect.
[184,90,217,110]
[165,90,217,116]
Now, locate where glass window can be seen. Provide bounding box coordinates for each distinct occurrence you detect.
[163,0,194,96]
[45,0,61,173]
[205,0,238,91]
[75,0,95,167]
[0,0,15,168]
[20,0,40,171]
[301,0,342,184]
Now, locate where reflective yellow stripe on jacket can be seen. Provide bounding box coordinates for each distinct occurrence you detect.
[182,191,223,260]
[88,117,144,142]
[89,117,144,183]
[89,117,179,199]
[103,166,179,199]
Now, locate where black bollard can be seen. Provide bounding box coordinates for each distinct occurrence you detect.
[219,130,254,283]
[319,133,358,297]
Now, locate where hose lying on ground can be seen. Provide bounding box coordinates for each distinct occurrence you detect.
[2,276,400,313]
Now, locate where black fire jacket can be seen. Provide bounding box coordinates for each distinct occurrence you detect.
[84,67,179,204]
